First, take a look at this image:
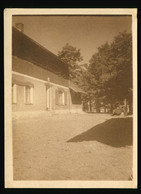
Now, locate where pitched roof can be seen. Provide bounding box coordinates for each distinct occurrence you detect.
[69,81,86,94]
[12,27,69,79]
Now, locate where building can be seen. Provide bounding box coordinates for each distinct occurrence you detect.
[12,25,85,115]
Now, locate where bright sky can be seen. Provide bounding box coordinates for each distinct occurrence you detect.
[12,15,132,64]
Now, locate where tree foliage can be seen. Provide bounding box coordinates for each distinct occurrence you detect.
[88,31,132,112]
[58,43,83,81]
[57,31,133,113]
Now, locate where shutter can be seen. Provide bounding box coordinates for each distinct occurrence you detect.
[23,86,26,104]
[55,89,58,105]
[64,91,67,105]
[30,87,33,104]
[12,84,17,103]
[26,87,30,104]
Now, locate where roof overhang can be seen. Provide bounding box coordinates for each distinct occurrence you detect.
[12,27,69,79]
[69,81,86,94]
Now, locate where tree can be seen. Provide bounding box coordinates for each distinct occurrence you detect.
[88,42,113,112]
[58,43,93,111]
[58,43,83,81]
[110,31,132,100]
[57,32,133,114]
[88,31,132,113]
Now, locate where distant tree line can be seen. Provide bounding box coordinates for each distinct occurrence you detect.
[58,31,133,114]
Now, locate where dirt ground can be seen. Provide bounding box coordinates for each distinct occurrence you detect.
[12,113,133,180]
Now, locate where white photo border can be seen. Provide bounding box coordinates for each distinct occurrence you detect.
[4,8,137,188]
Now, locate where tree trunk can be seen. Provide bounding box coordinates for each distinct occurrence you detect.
[124,98,128,116]
[129,100,133,114]
[89,100,92,112]
[128,92,133,115]
[110,102,113,114]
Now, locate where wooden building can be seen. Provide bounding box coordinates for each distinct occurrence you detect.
[12,26,84,115]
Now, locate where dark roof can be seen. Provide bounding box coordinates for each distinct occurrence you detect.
[12,27,69,79]
[69,81,86,94]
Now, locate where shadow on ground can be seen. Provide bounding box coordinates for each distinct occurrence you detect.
[67,117,133,148]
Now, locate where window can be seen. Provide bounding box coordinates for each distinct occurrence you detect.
[24,86,33,104]
[12,84,17,104]
[55,89,67,105]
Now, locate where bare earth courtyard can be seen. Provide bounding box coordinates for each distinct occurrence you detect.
[12,113,133,181]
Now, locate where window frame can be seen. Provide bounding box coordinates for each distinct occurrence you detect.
[55,88,67,106]
[24,85,34,105]
[12,83,17,104]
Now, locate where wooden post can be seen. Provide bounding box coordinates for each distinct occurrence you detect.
[124,98,127,115]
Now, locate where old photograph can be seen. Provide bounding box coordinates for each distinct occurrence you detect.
[4,9,137,188]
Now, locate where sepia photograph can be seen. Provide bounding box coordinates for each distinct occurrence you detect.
[4,9,137,188]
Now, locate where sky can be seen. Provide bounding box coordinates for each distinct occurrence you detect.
[12,15,132,64]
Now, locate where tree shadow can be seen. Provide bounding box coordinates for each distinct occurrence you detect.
[67,117,133,148]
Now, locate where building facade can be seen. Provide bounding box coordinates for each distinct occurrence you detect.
[12,26,84,114]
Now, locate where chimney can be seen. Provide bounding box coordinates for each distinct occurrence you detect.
[15,23,24,32]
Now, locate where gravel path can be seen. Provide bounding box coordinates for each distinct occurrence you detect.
[12,113,133,180]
